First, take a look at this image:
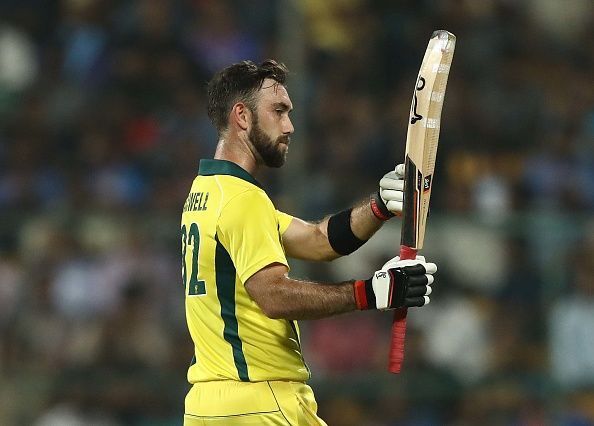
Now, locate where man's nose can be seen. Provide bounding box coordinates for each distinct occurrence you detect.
[283,117,294,134]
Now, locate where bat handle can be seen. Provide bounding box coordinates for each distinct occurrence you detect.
[388,245,417,373]
[399,245,418,261]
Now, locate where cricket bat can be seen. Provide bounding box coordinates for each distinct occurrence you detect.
[389,30,456,374]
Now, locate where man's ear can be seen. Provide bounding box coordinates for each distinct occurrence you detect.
[231,102,251,131]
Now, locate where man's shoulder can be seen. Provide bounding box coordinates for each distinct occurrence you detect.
[222,183,272,211]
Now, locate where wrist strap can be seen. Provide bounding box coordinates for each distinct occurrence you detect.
[354,280,368,310]
[370,191,394,221]
[354,279,376,310]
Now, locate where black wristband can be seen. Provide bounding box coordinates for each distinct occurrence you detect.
[327,208,366,255]
[370,191,394,221]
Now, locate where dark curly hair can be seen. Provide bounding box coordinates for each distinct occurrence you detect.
[206,59,289,133]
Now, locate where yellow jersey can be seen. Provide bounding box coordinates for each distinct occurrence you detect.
[181,159,310,383]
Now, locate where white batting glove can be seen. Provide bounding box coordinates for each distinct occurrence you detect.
[354,255,437,310]
[379,163,405,216]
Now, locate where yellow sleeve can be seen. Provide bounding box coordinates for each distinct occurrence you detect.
[218,190,289,283]
[276,210,294,235]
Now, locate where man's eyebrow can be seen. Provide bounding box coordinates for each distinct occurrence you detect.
[273,102,293,112]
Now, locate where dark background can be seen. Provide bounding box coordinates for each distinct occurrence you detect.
[0,1,593,424]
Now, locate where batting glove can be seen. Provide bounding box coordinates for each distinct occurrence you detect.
[354,255,437,310]
[381,164,405,215]
[371,164,405,220]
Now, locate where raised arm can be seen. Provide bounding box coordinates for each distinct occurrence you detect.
[281,198,383,261]
[282,166,405,261]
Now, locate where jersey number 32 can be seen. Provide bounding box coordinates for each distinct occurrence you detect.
[181,223,207,296]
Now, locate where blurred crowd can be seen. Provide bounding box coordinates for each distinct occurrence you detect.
[0,0,593,425]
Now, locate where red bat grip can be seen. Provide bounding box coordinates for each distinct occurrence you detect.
[388,245,417,373]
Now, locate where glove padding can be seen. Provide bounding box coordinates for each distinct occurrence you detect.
[354,255,437,310]
[379,164,405,216]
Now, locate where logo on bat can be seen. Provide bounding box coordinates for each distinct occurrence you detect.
[423,175,432,192]
[410,76,426,124]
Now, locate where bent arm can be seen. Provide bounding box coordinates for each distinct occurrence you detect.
[245,263,356,320]
[244,256,437,320]
[281,197,384,261]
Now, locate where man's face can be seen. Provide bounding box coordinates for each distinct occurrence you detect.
[248,79,294,168]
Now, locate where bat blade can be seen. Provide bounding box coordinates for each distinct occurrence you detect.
[389,30,456,374]
[401,30,456,251]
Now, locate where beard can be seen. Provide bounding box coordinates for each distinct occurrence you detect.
[249,116,289,168]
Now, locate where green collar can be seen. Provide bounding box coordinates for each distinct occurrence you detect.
[198,159,262,188]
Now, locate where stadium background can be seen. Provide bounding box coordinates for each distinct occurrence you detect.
[0,0,593,424]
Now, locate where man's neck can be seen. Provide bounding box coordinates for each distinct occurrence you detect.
[213,135,259,176]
